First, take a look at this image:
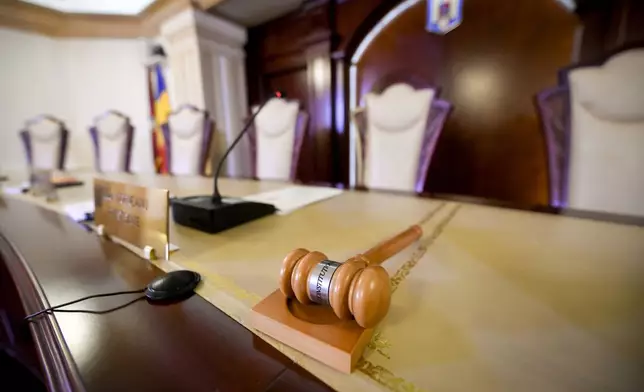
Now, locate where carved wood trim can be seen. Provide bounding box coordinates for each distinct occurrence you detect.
[0,0,226,38]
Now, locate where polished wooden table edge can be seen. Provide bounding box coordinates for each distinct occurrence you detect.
[0,230,83,391]
[0,197,334,392]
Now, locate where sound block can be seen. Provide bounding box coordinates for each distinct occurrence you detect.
[172,195,276,234]
[250,290,373,373]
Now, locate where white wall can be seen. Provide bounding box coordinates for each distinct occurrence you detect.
[60,38,153,172]
[0,28,154,173]
[0,29,65,173]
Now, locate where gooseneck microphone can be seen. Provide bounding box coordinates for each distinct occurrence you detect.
[212,92,281,204]
[171,92,284,234]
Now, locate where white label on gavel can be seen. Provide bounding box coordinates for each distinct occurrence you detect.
[307,260,341,305]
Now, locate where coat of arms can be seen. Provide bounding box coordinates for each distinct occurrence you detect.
[426,0,463,35]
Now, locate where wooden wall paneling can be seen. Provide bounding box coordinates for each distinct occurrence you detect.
[264,68,310,107]
[607,0,626,46]
[249,0,633,203]
[245,1,335,184]
[245,26,266,106]
[577,5,613,62]
[333,0,400,187]
[305,41,333,184]
[624,0,644,43]
[578,0,644,62]
[332,54,349,185]
[347,0,580,205]
[258,1,331,61]
[604,0,644,48]
[334,0,389,54]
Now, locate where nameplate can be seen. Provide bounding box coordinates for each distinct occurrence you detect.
[93,178,169,258]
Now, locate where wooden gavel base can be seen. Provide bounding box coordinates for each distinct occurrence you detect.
[250,290,374,374]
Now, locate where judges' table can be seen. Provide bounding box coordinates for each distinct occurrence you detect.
[3,173,644,391]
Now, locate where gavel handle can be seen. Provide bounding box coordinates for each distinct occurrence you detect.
[362,225,423,265]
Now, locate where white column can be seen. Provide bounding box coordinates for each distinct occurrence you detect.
[160,7,249,177]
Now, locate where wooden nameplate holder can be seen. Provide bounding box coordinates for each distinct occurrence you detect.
[93,178,171,261]
[250,226,422,373]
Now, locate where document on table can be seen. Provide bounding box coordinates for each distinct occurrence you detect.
[1,181,29,195]
[242,185,343,215]
[63,200,180,251]
[63,200,95,221]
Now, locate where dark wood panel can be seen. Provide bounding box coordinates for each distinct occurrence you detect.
[259,1,331,59]
[265,68,310,106]
[578,0,644,61]
[246,1,335,185]
[264,52,307,75]
[353,0,579,204]
[578,4,612,62]
[625,0,644,42]
[246,0,631,205]
[0,197,330,391]
[335,0,388,54]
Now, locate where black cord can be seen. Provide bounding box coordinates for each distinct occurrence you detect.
[30,296,146,318]
[24,288,145,321]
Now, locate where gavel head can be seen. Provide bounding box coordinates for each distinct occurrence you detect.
[279,249,390,329]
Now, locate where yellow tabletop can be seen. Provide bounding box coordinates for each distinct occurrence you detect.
[5,173,644,392]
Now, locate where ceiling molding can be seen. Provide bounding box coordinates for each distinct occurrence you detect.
[0,0,226,38]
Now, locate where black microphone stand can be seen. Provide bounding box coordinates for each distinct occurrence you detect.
[211,97,273,204]
[171,92,283,234]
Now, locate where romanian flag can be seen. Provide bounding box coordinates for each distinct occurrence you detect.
[149,63,171,174]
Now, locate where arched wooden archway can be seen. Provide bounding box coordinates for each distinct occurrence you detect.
[343,0,580,203]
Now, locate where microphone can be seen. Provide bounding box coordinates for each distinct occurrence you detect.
[171,92,284,234]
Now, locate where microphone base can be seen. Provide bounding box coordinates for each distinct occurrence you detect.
[171,195,276,234]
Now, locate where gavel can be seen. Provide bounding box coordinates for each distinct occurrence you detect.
[279,225,422,328]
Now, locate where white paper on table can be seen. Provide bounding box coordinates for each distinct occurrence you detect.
[63,200,95,221]
[2,181,29,195]
[2,186,24,195]
[242,186,343,215]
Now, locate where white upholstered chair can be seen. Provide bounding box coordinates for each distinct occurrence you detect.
[536,47,644,216]
[353,81,451,193]
[19,115,69,171]
[162,105,214,176]
[247,98,309,181]
[89,111,134,173]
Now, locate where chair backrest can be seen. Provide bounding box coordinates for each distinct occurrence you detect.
[353,80,451,193]
[536,46,644,216]
[162,105,214,176]
[89,111,134,173]
[19,115,69,171]
[247,98,309,181]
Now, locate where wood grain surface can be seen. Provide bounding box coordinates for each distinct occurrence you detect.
[4,172,644,391]
[0,184,332,391]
